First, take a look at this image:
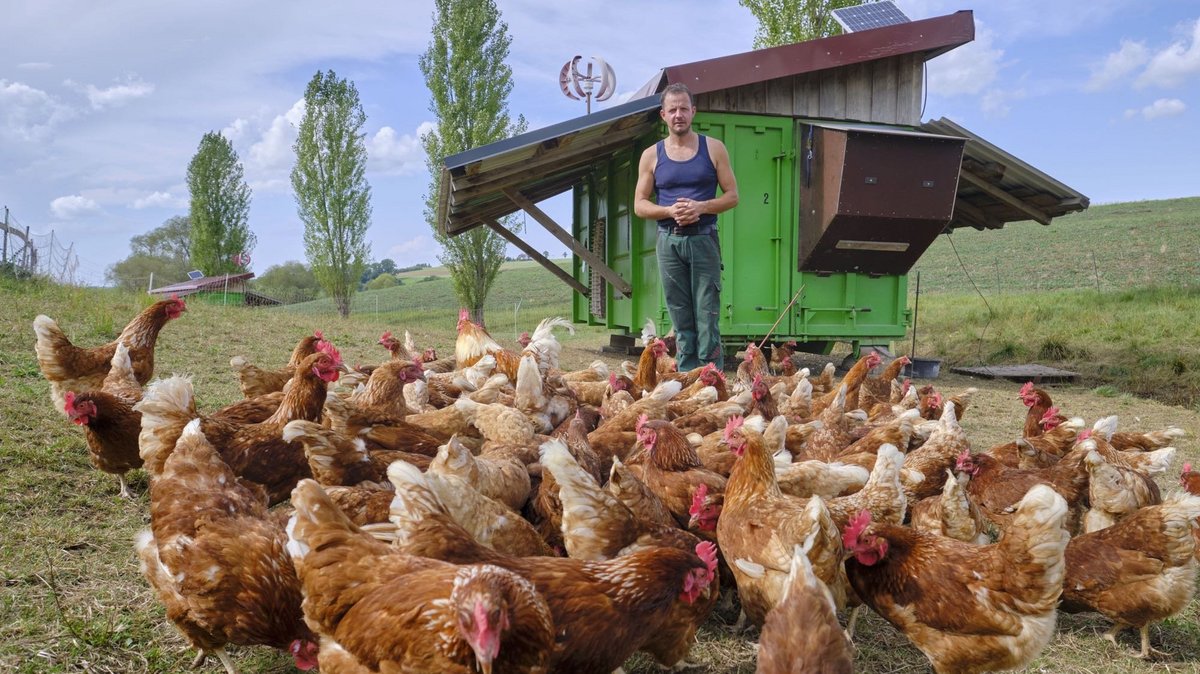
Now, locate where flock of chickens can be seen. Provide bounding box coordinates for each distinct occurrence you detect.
[31,298,1200,674]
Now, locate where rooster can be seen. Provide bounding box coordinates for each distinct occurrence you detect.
[34,296,185,411]
[136,420,318,673]
[844,484,1070,674]
[456,310,573,381]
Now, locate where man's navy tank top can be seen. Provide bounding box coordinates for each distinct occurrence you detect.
[655,135,718,233]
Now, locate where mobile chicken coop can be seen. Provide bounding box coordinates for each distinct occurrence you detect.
[435,10,1088,359]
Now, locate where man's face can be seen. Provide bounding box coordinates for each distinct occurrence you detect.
[660,93,695,137]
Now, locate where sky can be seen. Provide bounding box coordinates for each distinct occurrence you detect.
[3,1,1199,286]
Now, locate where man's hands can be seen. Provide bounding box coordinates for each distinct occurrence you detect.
[669,197,704,226]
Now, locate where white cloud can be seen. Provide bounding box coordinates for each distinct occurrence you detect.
[50,195,101,219]
[131,191,187,209]
[222,117,250,142]
[1125,98,1187,120]
[1137,18,1200,89]
[980,88,1027,117]
[926,25,1004,96]
[1085,40,1150,92]
[66,75,155,109]
[368,121,435,175]
[387,235,439,263]
[0,79,74,142]
[17,62,52,71]
[248,98,305,174]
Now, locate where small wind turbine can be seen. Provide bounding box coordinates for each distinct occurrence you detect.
[559,55,616,114]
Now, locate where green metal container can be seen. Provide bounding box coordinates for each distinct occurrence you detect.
[572,111,911,356]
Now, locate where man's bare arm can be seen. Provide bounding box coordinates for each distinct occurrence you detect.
[698,137,738,216]
[633,146,677,221]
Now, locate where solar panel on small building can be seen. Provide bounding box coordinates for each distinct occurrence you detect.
[832,1,910,33]
[187,270,204,280]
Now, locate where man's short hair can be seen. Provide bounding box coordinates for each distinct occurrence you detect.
[660,83,694,108]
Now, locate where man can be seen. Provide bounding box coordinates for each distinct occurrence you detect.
[634,83,739,371]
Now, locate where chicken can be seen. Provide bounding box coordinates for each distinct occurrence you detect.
[286,479,555,674]
[136,420,318,673]
[987,410,1083,468]
[385,461,719,674]
[957,446,1089,532]
[632,338,669,397]
[824,444,908,529]
[803,385,859,462]
[767,340,798,375]
[733,343,769,393]
[347,357,425,418]
[901,400,970,502]
[323,395,447,457]
[428,435,531,512]
[755,539,853,674]
[843,484,1070,674]
[454,396,537,446]
[514,354,574,433]
[456,310,572,381]
[776,459,869,500]
[281,419,430,486]
[598,373,635,423]
[136,348,341,503]
[745,373,779,420]
[857,355,910,413]
[228,331,326,398]
[1019,381,1054,437]
[1082,444,1163,532]
[322,484,395,526]
[717,416,844,626]
[34,296,186,411]
[909,469,990,544]
[629,416,727,526]
[403,463,552,558]
[813,351,881,415]
[63,343,143,497]
[1060,493,1200,658]
[778,376,812,420]
[608,456,678,530]
[594,379,683,435]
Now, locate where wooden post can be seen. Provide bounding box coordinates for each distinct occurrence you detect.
[2,206,8,265]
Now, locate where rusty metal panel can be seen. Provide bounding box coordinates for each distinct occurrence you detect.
[799,123,966,274]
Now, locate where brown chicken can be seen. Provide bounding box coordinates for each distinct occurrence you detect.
[63,343,143,497]
[34,296,185,411]
[385,465,719,674]
[716,416,844,626]
[229,331,326,398]
[843,484,1070,674]
[136,349,341,504]
[755,541,853,674]
[857,355,910,413]
[456,311,572,382]
[909,469,990,544]
[428,435,531,513]
[1060,493,1200,658]
[136,420,318,672]
[901,400,971,502]
[957,446,1089,531]
[1020,381,1054,437]
[281,419,430,486]
[1082,444,1163,532]
[812,351,881,416]
[987,409,1082,468]
[286,479,555,674]
[630,416,727,526]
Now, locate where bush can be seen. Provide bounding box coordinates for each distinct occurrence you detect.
[365,273,399,291]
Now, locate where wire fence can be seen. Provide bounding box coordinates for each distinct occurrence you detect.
[2,206,81,285]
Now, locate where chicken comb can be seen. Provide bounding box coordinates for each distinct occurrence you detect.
[689,484,709,516]
[63,390,77,414]
[316,339,342,365]
[1184,462,1192,474]
[1019,381,1034,397]
[635,413,650,436]
[458,308,470,321]
[313,330,324,341]
[1078,429,1093,441]
[723,415,745,444]
[379,330,392,342]
[954,449,973,471]
[1040,406,1060,421]
[842,510,872,549]
[608,372,619,387]
[901,379,911,393]
[695,541,719,576]
[752,372,763,386]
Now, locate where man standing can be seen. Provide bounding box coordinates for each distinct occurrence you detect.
[634,83,739,370]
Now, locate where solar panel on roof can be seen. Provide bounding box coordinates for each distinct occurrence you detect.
[831,1,910,33]
[187,270,204,280]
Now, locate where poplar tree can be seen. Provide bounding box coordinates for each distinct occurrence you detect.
[186,132,254,275]
[420,0,527,324]
[739,0,858,47]
[292,69,373,318]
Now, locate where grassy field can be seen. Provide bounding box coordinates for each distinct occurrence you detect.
[4,263,1200,673]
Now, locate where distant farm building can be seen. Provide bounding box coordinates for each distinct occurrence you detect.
[148,272,281,306]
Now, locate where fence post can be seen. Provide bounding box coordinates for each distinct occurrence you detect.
[2,206,8,264]
[148,272,155,292]
[23,226,31,272]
